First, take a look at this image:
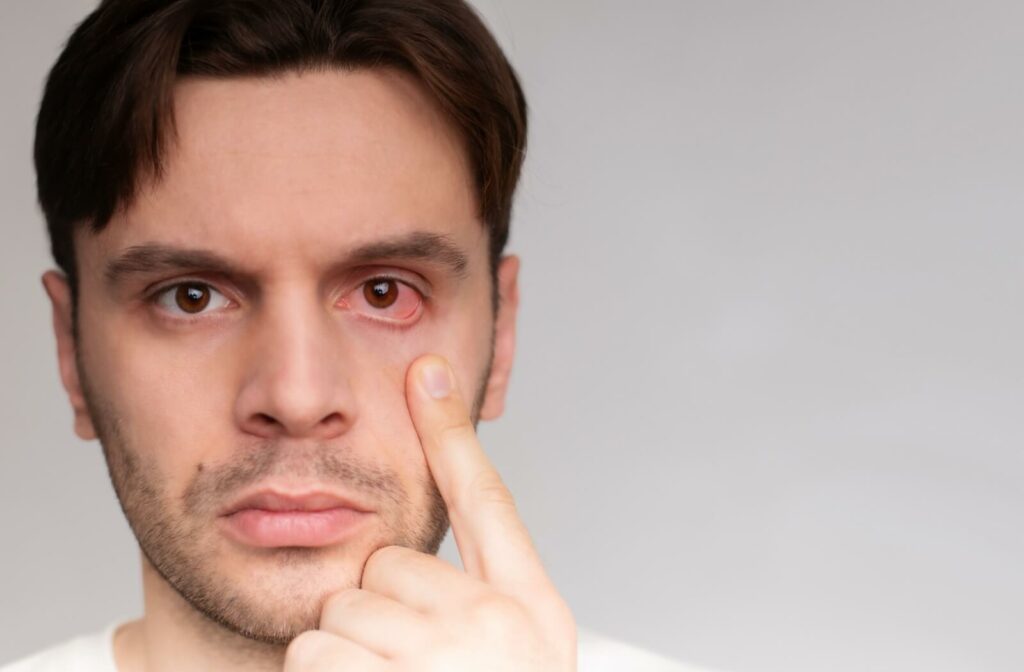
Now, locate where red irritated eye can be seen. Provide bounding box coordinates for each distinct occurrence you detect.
[340,277,424,324]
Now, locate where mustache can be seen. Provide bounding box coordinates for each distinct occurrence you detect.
[182,441,407,517]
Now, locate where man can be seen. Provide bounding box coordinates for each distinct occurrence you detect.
[3,1,696,670]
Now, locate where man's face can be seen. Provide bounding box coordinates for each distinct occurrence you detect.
[43,69,518,645]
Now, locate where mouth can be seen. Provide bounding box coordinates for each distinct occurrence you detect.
[220,489,372,516]
[217,488,374,549]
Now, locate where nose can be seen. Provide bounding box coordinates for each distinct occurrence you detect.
[234,291,356,441]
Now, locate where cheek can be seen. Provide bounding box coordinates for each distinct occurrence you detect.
[82,314,230,476]
[342,308,490,465]
[350,307,490,403]
[344,328,432,466]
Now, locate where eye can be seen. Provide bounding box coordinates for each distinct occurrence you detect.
[152,282,231,318]
[341,277,424,324]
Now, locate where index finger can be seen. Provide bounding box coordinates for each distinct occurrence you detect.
[406,354,550,591]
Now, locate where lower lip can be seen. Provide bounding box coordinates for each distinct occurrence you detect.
[218,508,371,548]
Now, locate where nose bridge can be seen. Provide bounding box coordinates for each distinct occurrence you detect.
[235,285,352,439]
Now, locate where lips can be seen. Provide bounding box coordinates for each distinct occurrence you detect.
[219,489,371,517]
[217,488,374,548]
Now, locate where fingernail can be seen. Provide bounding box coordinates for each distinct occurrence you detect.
[421,360,452,399]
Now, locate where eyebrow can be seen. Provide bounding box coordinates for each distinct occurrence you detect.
[104,230,471,287]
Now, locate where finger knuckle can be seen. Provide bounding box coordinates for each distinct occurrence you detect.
[469,470,517,509]
[438,421,476,447]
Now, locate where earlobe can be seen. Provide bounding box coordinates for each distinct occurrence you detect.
[478,255,520,421]
[41,271,97,441]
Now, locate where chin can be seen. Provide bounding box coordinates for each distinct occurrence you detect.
[185,555,362,645]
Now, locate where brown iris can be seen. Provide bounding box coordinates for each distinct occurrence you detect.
[175,284,212,314]
[364,279,398,309]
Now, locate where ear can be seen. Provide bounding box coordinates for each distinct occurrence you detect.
[478,255,520,421]
[41,271,97,441]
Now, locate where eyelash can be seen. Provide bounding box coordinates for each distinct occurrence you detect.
[146,275,427,327]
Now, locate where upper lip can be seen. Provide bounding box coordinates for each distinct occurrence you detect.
[220,488,372,516]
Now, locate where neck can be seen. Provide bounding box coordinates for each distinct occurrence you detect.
[114,552,287,672]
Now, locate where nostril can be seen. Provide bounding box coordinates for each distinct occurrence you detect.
[255,413,278,428]
[315,412,347,437]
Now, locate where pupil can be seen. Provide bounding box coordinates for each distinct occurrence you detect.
[365,280,398,308]
[176,284,210,313]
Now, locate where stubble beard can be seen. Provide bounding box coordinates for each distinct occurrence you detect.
[76,346,493,647]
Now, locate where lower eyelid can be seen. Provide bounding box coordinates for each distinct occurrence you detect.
[358,308,423,330]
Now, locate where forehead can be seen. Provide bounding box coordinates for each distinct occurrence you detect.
[84,67,482,268]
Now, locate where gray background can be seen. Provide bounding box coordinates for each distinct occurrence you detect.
[1,1,1022,671]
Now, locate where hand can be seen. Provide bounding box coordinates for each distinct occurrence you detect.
[283,354,577,671]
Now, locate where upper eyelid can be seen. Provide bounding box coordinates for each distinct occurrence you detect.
[149,279,232,304]
[148,275,231,297]
[151,279,219,298]
[147,267,429,294]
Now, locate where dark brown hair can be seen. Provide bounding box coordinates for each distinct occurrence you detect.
[35,0,527,309]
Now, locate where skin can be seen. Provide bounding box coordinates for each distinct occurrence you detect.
[42,68,575,671]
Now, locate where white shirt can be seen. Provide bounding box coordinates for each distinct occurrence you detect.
[0,620,706,672]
